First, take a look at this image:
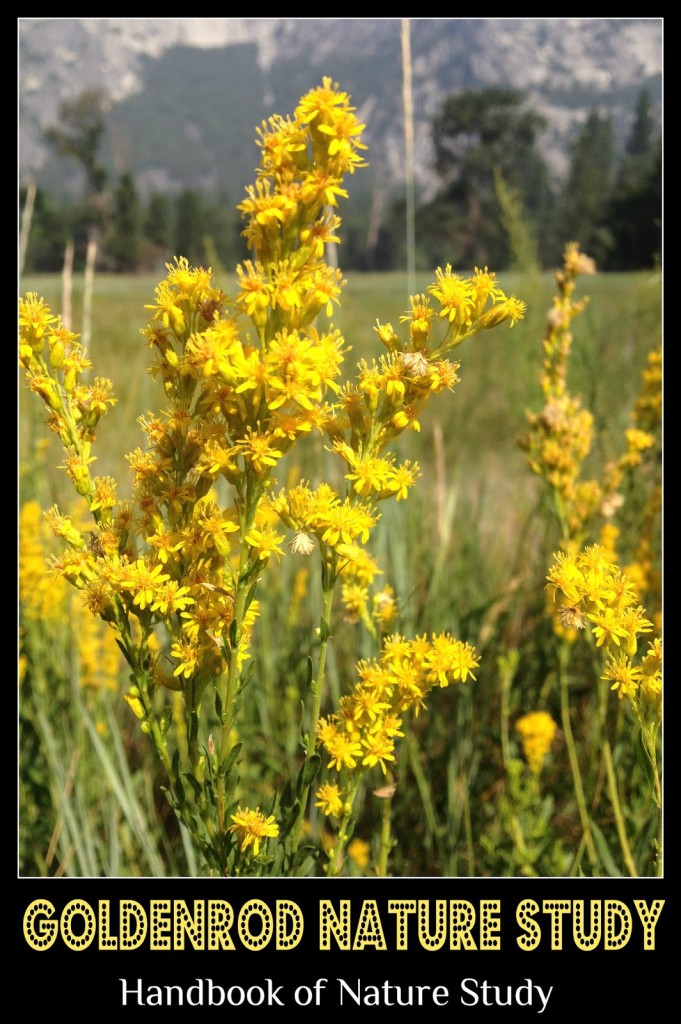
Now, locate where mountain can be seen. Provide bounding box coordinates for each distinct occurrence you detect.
[19,18,662,203]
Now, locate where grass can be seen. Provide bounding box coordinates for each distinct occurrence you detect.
[20,268,660,548]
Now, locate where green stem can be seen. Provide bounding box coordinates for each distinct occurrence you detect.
[463,780,476,877]
[376,778,394,876]
[500,661,512,770]
[558,641,599,873]
[216,478,262,847]
[510,815,536,875]
[601,736,637,877]
[596,678,637,877]
[132,640,217,854]
[649,735,662,810]
[216,559,249,834]
[290,581,335,856]
[405,730,449,870]
[327,778,361,876]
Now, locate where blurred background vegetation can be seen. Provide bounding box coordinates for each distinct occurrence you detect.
[21,82,660,277]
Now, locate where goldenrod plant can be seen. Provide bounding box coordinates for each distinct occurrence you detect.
[522,246,662,876]
[19,79,526,876]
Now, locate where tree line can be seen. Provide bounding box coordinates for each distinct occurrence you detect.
[21,86,661,275]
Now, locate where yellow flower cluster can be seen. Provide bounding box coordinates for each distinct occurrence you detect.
[316,631,479,796]
[19,295,117,505]
[546,545,660,710]
[631,346,662,437]
[270,482,378,557]
[20,500,68,621]
[608,347,662,619]
[515,710,558,774]
[19,500,122,692]
[325,269,524,480]
[521,243,600,541]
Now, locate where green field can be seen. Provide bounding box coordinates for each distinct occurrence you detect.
[20,268,660,563]
[19,268,662,877]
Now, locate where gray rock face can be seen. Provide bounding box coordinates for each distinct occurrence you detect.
[19,18,662,198]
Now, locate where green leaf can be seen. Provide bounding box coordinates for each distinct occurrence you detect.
[319,617,331,642]
[590,820,623,877]
[280,780,294,812]
[214,690,223,722]
[244,581,259,614]
[114,638,134,668]
[281,800,301,837]
[219,742,242,780]
[182,772,203,801]
[160,785,176,810]
[239,660,256,692]
[293,846,318,875]
[298,754,321,793]
[636,729,656,788]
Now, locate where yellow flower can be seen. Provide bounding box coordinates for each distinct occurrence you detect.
[315,783,344,818]
[602,656,641,702]
[149,581,194,617]
[348,837,371,870]
[325,733,363,771]
[245,525,285,562]
[117,558,170,611]
[89,475,118,513]
[423,633,479,685]
[373,587,398,629]
[477,295,527,330]
[361,730,396,774]
[170,638,200,679]
[515,711,557,774]
[429,266,474,327]
[236,429,284,475]
[229,807,279,857]
[19,293,60,361]
[587,608,632,649]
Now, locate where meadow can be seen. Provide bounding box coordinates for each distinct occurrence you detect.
[19,263,661,878]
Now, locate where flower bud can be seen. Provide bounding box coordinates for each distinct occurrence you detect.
[124,692,146,721]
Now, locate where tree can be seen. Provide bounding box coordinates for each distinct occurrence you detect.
[624,89,656,161]
[145,193,173,251]
[421,87,551,269]
[175,190,205,266]
[44,87,111,274]
[44,88,109,217]
[20,185,68,273]
[607,90,661,270]
[109,172,142,272]
[554,110,615,266]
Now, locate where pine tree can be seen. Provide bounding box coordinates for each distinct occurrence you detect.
[175,190,205,266]
[110,172,142,272]
[44,88,110,244]
[421,87,551,269]
[607,90,661,269]
[145,193,173,252]
[554,110,614,265]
